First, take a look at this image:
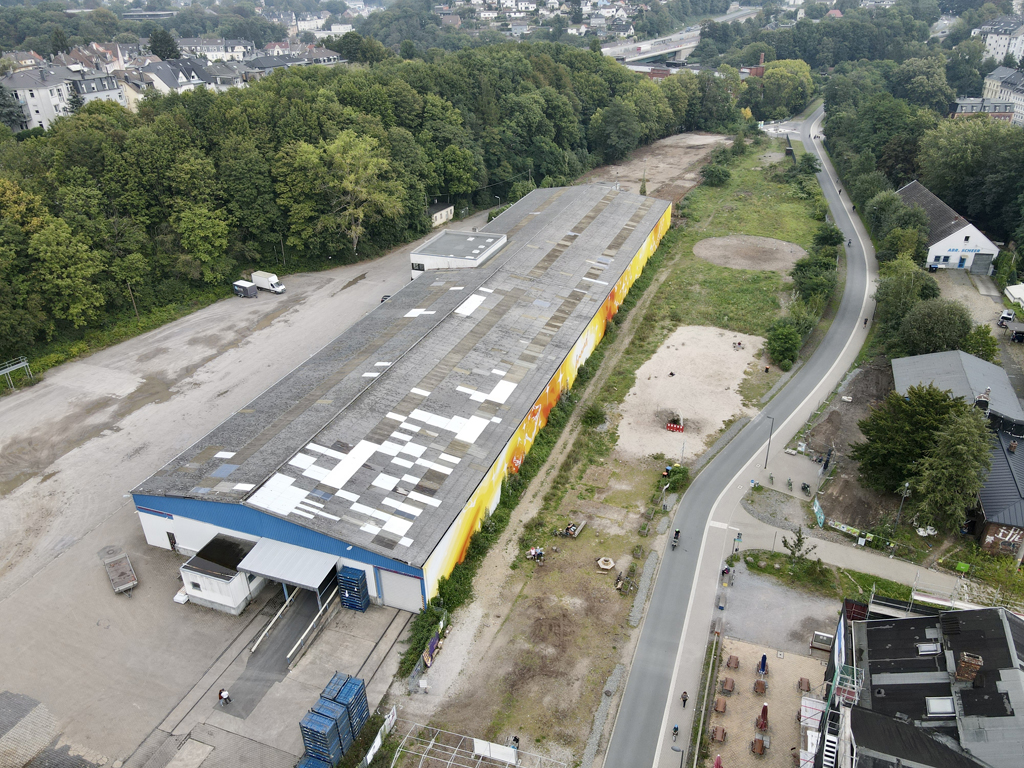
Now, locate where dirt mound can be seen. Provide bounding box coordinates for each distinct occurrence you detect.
[693,235,807,272]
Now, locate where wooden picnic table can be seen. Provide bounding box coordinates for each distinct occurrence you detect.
[754,679,767,694]
[722,677,735,694]
[715,697,727,713]
[752,738,765,755]
[727,655,739,669]
[712,726,727,743]
[799,677,811,692]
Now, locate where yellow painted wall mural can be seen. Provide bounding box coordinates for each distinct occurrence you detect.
[422,204,672,597]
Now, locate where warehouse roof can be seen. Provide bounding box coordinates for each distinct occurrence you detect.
[896,181,969,247]
[135,185,670,567]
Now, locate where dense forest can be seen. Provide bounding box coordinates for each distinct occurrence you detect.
[0,42,741,361]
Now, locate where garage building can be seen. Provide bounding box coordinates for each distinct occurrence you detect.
[132,185,672,613]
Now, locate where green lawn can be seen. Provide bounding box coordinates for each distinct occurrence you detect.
[739,549,912,602]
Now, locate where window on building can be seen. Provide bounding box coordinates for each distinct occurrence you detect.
[191,582,202,591]
[942,255,951,262]
[934,255,941,262]
[49,88,53,96]
[964,235,970,242]
[412,262,426,271]
[28,90,34,97]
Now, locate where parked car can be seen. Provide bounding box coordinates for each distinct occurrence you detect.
[999,309,1016,327]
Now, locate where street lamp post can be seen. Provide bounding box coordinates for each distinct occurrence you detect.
[896,482,911,526]
[671,746,684,768]
[764,415,775,470]
[495,195,501,208]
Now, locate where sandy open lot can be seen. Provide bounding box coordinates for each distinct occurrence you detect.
[616,326,766,461]
[694,235,807,272]
[578,133,730,204]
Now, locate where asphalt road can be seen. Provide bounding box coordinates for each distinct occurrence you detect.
[602,107,878,768]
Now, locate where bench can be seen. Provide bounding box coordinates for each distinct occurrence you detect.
[714,697,727,713]
[754,679,767,694]
[712,726,727,743]
[727,655,739,669]
[722,677,735,694]
[752,738,765,755]
[572,520,586,538]
[799,677,811,693]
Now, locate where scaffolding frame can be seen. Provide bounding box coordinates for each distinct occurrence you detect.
[389,721,567,768]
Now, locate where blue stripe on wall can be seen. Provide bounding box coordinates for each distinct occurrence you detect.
[133,494,422,578]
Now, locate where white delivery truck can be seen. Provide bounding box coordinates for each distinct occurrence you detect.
[251,271,286,294]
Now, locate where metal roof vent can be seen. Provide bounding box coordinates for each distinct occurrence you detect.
[917,642,942,656]
[875,688,886,697]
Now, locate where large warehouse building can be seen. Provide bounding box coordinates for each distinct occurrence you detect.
[132,185,672,613]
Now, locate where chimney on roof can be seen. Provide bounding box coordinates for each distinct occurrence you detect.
[38,66,46,81]
[976,387,991,412]
[955,651,983,682]
[759,52,765,65]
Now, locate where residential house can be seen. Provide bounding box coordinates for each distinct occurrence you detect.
[141,60,212,96]
[950,97,1014,121]
[246,50,342,75]
[0,65,126,130]
[982,66,1024,125]
[314,25,353,40]
[973,15,1024,60]
[567,24,589,35]
[113,69,155,112]
[122,10,176,20]
[588,15,607,30]
[175,38,255,62]
[510,22,530,35]
[607,21,634,36]
[480,10,499,19]
[296,12,331,32]
[892,350,1024,561]
[202,60,255,91]
[441,13,462,27]
[1,51,44,72]
[895,180,998,274]
[824,8,843,17]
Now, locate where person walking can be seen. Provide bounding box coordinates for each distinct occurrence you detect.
[219,689,232,706]
[681,691,689,708]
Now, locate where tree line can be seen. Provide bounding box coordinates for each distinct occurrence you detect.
[0,41,743,362]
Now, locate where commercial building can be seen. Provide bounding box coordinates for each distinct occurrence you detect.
[132,185,672,614]
[807,601,1024,768]
[895,181,998,274]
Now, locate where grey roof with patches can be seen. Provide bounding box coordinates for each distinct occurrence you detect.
[134,185,670,566]
[896,180,969,247]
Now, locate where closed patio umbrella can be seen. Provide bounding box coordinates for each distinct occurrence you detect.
[756,702,769,731]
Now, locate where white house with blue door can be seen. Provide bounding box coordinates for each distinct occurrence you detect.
[896,180,999,275]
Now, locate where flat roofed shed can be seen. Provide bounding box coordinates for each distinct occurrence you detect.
[412,230,507,262]
[134,186,671,569]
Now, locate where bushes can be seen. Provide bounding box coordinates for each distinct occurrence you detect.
[766,320,802,370]
[701,164,731,187]
[792,250,838,302]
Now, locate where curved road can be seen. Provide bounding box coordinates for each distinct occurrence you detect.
[602,107,879,768]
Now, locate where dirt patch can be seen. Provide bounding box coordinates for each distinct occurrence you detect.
[615,326,765,461]
[577,133,729,204]
[693,235,807,272]
[803,359,895,530]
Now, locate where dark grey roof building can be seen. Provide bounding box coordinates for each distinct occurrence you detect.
[811,604,1024,768]
[892,351,1024,422]
[896,181,970,248]
[132,185,672,613]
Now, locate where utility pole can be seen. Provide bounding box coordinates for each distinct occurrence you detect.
[126,282,139,321]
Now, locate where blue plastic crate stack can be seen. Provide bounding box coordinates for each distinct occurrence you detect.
[321,671,350,702]
[295,756,331,768]
[299,712,343,765]
[337,567,369,612]
[312,697,354,755]
[335,677,370,736]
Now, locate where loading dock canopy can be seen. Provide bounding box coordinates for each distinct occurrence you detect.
[237,539,339,590]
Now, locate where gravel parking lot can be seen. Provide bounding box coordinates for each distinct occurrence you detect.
[0,213,487,765]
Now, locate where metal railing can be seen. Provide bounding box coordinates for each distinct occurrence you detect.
[287,585,339,661]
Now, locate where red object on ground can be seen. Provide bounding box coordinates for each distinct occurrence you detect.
[666,423,685,432]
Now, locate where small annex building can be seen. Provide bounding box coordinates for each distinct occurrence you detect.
[133,185,671,614]
[892,350,1024,561]
[895,181,998,275]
